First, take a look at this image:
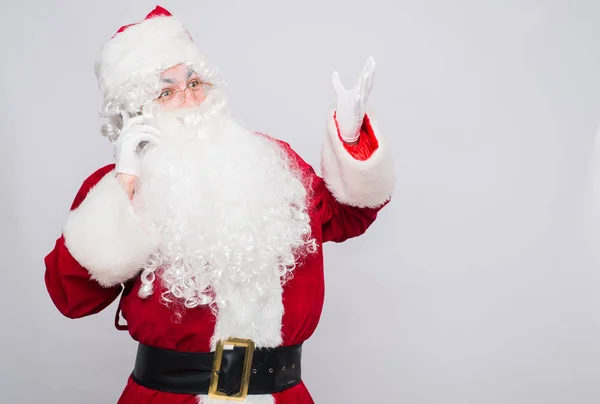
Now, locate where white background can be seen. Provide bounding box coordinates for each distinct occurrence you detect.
[1,1,600,403]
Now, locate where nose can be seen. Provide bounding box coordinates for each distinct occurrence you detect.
[179,87,205,108]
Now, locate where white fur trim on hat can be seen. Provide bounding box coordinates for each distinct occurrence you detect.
[95,15,204,107]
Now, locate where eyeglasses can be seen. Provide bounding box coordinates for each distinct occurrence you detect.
[155,78,213,106]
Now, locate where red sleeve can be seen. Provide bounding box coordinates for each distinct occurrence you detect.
[317,178,386,243]
[318,112,391,242]
[44,237,122,319]
[335,112,379,161]
[44,165,122,319]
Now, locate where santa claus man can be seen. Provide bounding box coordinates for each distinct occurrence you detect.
[44,5,395,404]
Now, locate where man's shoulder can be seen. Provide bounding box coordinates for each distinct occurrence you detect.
[68,164,115,210]
[254,132,290,147]
[253,132,319,181]
[253,132,301,159]
[82,164,116,188]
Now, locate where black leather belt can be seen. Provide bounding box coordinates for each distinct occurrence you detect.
[131,339,302,399]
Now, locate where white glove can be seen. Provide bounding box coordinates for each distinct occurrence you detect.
[331,57,376,143]
[114,112,162,176]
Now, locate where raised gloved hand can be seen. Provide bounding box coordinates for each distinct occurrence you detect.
[114,112,161,198]
[331,57,376,143]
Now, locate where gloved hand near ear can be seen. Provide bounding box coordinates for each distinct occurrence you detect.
[114,112,161,199]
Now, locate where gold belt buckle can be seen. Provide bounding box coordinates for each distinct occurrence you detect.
[208,338,255,401]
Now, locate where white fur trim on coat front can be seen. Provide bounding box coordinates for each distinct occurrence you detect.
[197,275,283,403]
[321,110,396,208]
[63,170,159,287]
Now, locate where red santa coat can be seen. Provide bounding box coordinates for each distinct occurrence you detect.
[44,112,395,403]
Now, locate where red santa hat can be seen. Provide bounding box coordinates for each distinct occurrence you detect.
[94,5,206,108]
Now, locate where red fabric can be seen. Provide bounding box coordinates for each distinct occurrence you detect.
[44,138,387,403]
[334,112,379,161]
[114,5,173,37]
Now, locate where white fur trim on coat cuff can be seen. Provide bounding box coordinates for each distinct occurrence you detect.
[321,110,396,208]
[63,171,159,287]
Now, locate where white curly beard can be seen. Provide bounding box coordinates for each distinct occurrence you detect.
[131,103,316,336]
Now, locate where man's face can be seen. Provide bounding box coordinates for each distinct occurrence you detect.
[154,64,210,111]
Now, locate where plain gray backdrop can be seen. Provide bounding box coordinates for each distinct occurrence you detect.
[1,0,600,403]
